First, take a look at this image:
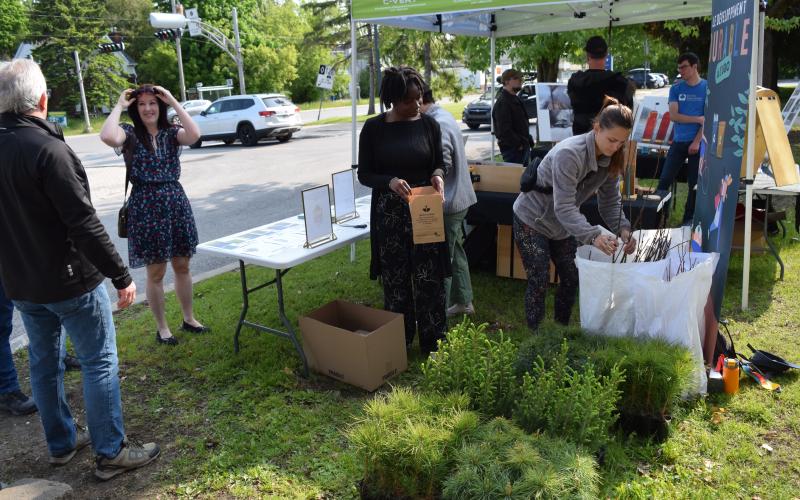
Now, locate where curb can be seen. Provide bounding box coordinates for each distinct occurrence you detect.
[10,262,240,352]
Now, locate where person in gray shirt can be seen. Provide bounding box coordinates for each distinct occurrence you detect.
[512,98,637,330]
[421,87,478,316]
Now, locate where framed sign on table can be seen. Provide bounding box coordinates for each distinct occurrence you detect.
[332,169,359,223]
[301,185,336,248]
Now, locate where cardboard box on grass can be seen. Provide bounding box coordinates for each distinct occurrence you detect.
[299,300,407,391]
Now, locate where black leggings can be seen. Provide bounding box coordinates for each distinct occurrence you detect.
[512,214,579,331]
[375,192,447,353]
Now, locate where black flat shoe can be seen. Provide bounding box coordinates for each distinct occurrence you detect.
[180,321,211,334]
[155,331,178,345]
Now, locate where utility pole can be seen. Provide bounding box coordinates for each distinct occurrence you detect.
[73,50,92,134]
[171,0,187,101]
[232,7,246,94]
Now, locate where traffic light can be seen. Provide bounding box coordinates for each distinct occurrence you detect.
[98,42,125,53]
[154,29,180,41]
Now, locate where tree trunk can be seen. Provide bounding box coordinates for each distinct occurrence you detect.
[424,39,432,84]
[537,58,559,83]
[374,24,383,112]
[367,24,375,115]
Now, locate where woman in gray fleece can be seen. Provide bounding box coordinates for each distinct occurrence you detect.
[512,98,637,330]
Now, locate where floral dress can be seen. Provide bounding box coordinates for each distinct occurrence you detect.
[120,123,198,268]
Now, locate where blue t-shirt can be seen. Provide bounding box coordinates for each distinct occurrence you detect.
[669,79,707,142]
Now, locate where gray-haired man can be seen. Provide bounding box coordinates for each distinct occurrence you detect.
[0,59,158,480]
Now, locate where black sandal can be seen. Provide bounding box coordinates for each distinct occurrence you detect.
[155,331,178,345]
[180,321,211,334]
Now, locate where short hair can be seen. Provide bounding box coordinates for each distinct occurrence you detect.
[379,66,425,110]
[500,68,523,84]
[678,52,700,67]
[422,86,434,104]
[0,59,47,114]
[585,36,608,59]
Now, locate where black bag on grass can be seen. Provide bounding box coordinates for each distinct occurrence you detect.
[713,321,736,361]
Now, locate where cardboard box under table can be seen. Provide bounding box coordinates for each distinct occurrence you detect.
[299,300,407,391]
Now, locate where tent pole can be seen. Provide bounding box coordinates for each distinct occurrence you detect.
[490,25,496,161]
[351,17,358,170]
[742,0,763,310]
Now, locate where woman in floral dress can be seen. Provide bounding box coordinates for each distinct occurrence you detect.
[100,84,209,345]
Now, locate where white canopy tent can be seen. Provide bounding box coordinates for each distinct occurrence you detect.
[348,0,765,311]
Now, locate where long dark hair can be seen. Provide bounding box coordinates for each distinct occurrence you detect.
[126,84,170,152]
[593,96,633,176]
[379,66,426,110]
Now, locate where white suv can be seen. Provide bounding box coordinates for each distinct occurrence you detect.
[190,94,302,148]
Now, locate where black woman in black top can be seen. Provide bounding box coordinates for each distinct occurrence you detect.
[357,66,449,356]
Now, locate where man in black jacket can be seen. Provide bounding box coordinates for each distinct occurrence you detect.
[492,68,533,164]
[568,36,635,135]
[0,59,159,480]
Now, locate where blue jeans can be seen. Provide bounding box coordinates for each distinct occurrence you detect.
[657,141,699,224]
[0,280,20,395]
[13,285,125,458]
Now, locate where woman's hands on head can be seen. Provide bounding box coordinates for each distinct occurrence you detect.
[117,89,135,110]
[153,86,179,107]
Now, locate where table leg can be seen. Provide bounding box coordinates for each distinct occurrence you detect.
[761,195,784,280]
[232,262,310,377]
[234,260,249,353]
[275,269,310,377]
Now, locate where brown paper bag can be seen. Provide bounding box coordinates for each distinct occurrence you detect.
[408,186,445,244]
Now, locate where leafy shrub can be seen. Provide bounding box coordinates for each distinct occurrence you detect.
[591,337,694,417]
[516,326,695,418]
[347,388,480,499]
[514,342,624,450]
[421,319,518,417]
[442,417,600,499]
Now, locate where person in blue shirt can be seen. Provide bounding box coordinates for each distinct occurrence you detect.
[657,52,707,225]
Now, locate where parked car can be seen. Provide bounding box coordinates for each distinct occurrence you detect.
[190,94,302,148]
[167,99,211,124]
[461,85,537,130]
[627,69,659,89]
[648,73,665,88]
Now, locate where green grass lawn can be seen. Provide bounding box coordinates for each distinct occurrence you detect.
[296,98,369,112]
[304,99,469,127]
[12,200,797,498]
[7,132,798,499]
[60,114,108,136]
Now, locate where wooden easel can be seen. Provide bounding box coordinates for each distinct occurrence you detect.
[741,87,799,186]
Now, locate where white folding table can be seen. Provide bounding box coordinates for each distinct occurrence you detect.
[197,196,372,376]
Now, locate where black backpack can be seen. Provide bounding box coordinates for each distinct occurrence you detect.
[713,321,736,361]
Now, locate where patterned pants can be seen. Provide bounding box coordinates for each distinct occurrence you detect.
[513,214,579,331]
[375,192,447,353]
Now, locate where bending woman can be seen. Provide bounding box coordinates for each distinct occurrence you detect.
[357,66,449,356]
[100,85,209,345]
[512,98,637,331]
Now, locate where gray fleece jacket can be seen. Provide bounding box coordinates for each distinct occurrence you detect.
[425,104,477,214]
[513,131,631,244]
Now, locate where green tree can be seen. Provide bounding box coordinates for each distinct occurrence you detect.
[135,43,180,94]
[30,0,127,114]
[0,0,29,59]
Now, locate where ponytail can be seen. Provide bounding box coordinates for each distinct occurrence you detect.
[593,96,634,176]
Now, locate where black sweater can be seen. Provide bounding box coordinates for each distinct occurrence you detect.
[568,69,635,135]
[492,89,532,151]
[0,113,131,303]
[357,112,446,279]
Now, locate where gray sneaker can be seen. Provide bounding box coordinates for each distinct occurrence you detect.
[49,425,92,465]
[94,438,160,481]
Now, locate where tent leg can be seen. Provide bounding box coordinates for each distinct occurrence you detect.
[490,29,496,162]
[742,0,763,310]
[351,18,358,170]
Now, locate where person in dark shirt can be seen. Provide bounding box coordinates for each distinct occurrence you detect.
[357,66,449,356]
[492,68,533,163]
[568,36,635,135]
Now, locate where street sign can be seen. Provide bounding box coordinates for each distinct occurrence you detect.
[225,78,233,87]
[186,7,201,37]
[316,65,333,90]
